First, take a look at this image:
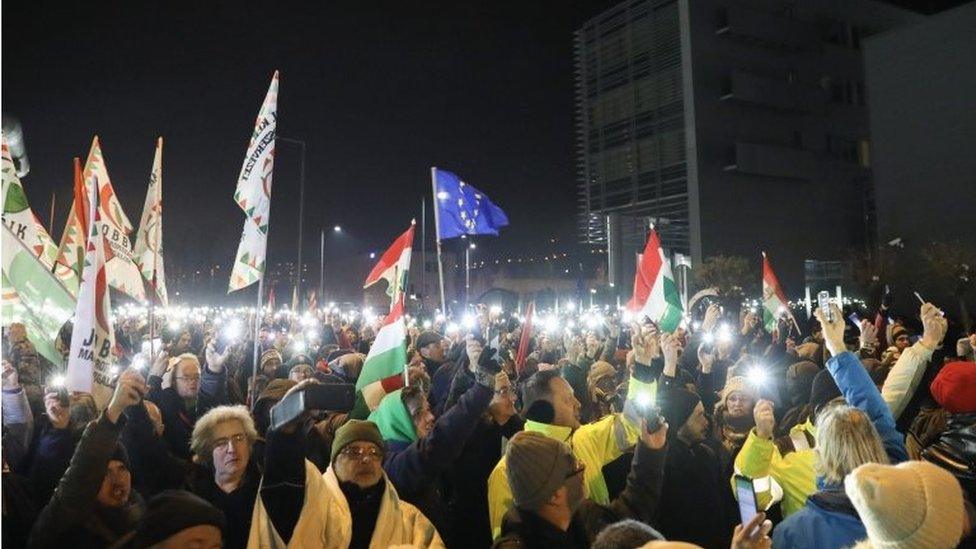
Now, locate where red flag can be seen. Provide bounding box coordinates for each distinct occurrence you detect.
[514,302,535,376]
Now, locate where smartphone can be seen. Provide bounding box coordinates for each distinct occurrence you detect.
[643,404,663,433]
[817,291,833,322]
[735,475,759,527]
[269,383,356,431]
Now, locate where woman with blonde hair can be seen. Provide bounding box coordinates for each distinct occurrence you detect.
[770,303,907,549]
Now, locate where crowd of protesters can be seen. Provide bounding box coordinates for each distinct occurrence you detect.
[2,290,975,548]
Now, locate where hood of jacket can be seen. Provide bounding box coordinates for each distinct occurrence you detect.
[369,389,418,444]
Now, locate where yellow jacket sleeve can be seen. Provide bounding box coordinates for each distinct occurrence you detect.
[733,428,817,517]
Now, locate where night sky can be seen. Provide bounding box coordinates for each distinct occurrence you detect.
[3,1,949,300]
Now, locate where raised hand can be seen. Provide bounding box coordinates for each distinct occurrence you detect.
[640,416,669,450]
[702,303,722,333]
[919,302,948,350]
[2,360,19,390]
[44,392,71,430]
[814,303,845,357]
[858,320,879,350]
[754,399,775,440]
[205,341,230,373]
[106,369,147,424]
[731,512,773,549]
[697,342,716,374]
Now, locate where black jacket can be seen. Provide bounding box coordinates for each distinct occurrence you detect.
[493,442,668,549]
[146,364,228,459]
[921,410,976,499]
[28,413,144,548]
[446,413,525,548]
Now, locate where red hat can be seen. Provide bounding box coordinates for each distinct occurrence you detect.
[930,361,976,414]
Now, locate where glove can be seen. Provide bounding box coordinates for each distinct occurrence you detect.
[473,346,501,388]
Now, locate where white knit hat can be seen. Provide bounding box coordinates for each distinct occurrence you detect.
[844,461,964,549]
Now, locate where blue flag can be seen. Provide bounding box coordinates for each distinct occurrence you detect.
[434,169,509,239]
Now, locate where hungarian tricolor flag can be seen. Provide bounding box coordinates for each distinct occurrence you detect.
[363,220,414,309]
[762,252,797,333]
[356,296,407,410]
[627,229,683,332]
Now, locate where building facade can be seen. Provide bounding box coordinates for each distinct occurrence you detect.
[576,0,918,290]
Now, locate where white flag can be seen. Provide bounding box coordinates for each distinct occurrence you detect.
[66,180,115,408]
[229,71,278,292]
[83,137,147,302]
[133,138,168,306]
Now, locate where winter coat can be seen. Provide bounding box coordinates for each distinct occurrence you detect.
[771,486,865,549]
[146,364,228,459]
[369,383,493,540]
[487,410,641,538]
[735,351,909,520]
[920,410,976,498]
[493,442,667,549]
[28,413,144,548]
[445,414,525,548]
[881,340,934,421]
[247,462,445,548]
[657,433,737,548]
[734,421,816,517]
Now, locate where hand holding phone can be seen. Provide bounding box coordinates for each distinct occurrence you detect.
[735,475,759,527]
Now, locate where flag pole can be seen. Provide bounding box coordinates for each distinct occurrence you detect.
[250,274,264,410]
[431,167,447,314]
[421,197,426,310]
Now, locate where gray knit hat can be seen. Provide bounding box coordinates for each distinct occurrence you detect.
[505,431,575,510]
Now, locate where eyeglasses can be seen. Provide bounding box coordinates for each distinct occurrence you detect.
[494,387,514,397]
[177,375,201,382]
[213,433,247,451]
[565,460,585,480]
[340,447,384,462]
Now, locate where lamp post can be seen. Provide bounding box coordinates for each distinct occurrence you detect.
[466,242,476,305]
[320,225,342,302]
[278,137,306,310]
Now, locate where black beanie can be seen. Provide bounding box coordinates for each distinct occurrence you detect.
[110,443,131,469]
[659,388,701,428]
[131,490,226,548]
[809,368,842,415]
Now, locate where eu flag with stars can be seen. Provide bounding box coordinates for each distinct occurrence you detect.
[434,169,509,239]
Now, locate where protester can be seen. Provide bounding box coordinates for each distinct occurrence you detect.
[147,351,229,459]
[844,460,970,548]
[248,418,445,547]
[28,369,147,547]
[368,341,497,540]
[493,412,667,548]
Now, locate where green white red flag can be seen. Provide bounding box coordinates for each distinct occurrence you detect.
[628,229,683,332]
[363,221,414,308]
[762,252,797,333]
[133,138,168,306]
[2,135,64,322]
[229,71,278,292]
[1,225,75,367]
[356,296,407,410]
[66,180,115,407]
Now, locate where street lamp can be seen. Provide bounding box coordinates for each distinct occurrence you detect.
[333,225,342,233]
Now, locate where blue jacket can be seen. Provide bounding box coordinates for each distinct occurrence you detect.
[772,487,865,549]
[374,382,493,541]
[826,351,909,466]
